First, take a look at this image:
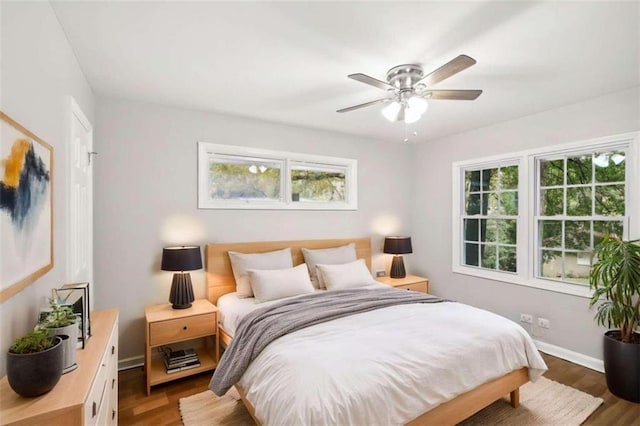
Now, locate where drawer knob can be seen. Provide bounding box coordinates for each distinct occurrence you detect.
[92,401,97,417]
[183,326,188,331]
[112,409,116,420]
[111,345,115,355]
[112,378,116,389]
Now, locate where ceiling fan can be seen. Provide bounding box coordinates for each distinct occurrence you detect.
[337,54,482,123]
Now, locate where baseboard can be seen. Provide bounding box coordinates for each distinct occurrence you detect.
[534,339,604,373]
[118,342,603,374]
[118,355,144,371]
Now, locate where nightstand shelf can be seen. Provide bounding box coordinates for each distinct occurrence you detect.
[148,346,217,387]
[377,274,430,293]
[144,299,218,395]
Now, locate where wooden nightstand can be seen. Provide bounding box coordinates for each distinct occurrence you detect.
[377,274,430,293]
[144,299,218,395]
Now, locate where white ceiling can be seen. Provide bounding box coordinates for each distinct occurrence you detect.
[51,1,639,143]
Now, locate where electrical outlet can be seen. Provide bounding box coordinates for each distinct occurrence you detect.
[375,270,386,278]
[538,318,551,329]
[519,313,533,324]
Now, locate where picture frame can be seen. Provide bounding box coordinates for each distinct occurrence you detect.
[0,111,54,302]
[55,282,91,348]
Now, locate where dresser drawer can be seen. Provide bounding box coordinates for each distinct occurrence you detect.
[85,319,118,425]
[396,282,428,293]
[149,313,216,346]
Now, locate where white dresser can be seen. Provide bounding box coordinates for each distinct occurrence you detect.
[0,309,119,425]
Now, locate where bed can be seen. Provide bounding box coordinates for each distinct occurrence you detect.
[205,238,547,425]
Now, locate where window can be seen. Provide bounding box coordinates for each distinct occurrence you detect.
[453,132,638,297]
[536,151,626,286]
[198,143,357,210]
[462,165,518,272]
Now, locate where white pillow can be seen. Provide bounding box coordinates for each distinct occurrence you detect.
[248,264,315,304]
[228,248,293,298]
[316,259,375,291]
[301,243,357,289]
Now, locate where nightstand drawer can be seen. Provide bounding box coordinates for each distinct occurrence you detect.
[149,313,216,346]
[395,282,428,293]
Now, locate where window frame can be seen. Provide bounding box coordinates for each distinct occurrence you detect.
[452,132,639,298]
[460,163,520,273]
[198,143,357,210]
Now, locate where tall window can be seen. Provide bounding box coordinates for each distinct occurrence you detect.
[198,143,357,210]
[462,165,518,272]
[453,132,637,297]
[536,150,626,285]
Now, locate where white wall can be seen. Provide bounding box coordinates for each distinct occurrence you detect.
[0,1,94,376]
[412,86,640,360]
[94,97,414,361]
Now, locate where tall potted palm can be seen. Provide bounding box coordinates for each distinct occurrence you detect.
[589,236,640,403]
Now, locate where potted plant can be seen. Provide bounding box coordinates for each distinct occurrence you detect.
[7,329,63,397]
[589,236,640,403]
[38,298,78,373]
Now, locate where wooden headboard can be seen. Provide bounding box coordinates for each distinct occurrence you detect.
[205,238,371,304]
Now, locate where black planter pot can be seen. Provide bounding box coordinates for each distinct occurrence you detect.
[603,330,640,403]
[6,336,63,397]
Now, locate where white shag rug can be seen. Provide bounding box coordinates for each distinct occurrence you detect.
[179,377,603,426]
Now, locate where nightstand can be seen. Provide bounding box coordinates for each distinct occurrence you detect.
[377,274,430,293]
[144,299,218,395]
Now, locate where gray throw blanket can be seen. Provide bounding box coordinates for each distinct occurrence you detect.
[209,286,448,395]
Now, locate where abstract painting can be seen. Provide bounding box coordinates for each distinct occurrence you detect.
[0,112,53,302]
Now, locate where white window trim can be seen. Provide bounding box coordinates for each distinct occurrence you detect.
[198,143,358,210]
[452,131,639,298]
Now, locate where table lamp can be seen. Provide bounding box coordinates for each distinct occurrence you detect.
[383,236,413,279]
[161,246,202,309]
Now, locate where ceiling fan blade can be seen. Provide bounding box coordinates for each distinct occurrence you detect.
[336,98,388,113]
[348,73,395,90]
[417,55,477,87]
[425,89,483,100]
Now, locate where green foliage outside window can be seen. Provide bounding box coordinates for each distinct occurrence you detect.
[538,150,626,285]
[463,165,518,272]
[209,163,281,201]
[291,169,345,202]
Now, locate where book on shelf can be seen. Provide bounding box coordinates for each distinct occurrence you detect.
[166,348,197,363]
[165,356,199,368]
[164,358,201,373]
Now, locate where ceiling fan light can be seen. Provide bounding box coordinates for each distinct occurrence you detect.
[404,108,422,124]
[407,96,428,115]
[593,154,609,168]
[382,101,401,122]
[611,153,625,165]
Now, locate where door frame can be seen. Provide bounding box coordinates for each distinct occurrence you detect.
[67,96,94,307]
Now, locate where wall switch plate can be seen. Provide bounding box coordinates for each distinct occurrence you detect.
[375,270,386,277]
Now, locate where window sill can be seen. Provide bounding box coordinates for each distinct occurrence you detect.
[197,201,357,210]
[452,266,593,298]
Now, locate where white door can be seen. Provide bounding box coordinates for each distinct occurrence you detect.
[68,97,93,308]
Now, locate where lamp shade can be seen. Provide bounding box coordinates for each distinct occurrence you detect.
[383,237,413,255]
[161,246,202,271]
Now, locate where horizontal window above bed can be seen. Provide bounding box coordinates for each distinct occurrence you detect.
[198,143,357,210]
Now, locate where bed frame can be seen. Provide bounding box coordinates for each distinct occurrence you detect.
[205,237,527,426]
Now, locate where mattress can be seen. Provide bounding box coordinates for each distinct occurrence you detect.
[232,297,547,425]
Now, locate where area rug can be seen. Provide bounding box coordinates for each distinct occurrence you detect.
[179,377,603,426]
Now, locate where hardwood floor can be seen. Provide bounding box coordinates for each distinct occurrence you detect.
[118,353,640,425]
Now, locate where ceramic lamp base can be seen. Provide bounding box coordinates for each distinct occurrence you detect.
[390,255,406,278]
[169,272,195,309]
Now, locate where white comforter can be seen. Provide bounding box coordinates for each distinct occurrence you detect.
[237,300,547,426]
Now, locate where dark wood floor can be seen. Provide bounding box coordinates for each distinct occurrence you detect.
[118,353,640,425]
